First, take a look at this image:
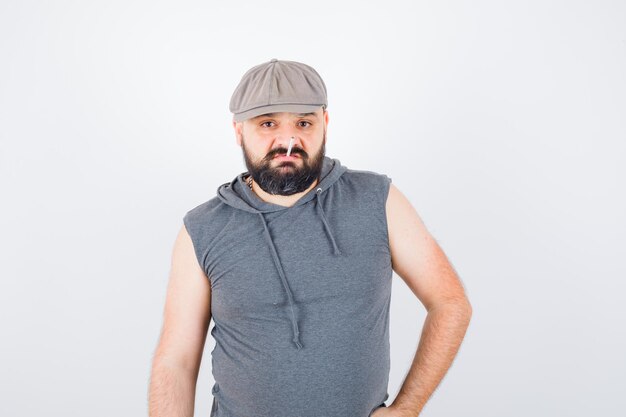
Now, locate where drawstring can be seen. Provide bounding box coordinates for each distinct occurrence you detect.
[258,212,304,350]
[315,187,342,255]
[256,186,341,350]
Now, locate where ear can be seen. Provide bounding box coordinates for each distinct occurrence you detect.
[233,120,243,147]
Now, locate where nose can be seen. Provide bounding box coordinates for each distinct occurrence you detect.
[274,135,301,154]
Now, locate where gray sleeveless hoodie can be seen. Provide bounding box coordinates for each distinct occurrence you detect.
[183,156,393,417]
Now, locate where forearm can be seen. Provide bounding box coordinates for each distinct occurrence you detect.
[390,302,472,417]
[148,362,198,417]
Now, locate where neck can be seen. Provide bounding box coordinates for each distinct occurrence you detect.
[247,175,319,208]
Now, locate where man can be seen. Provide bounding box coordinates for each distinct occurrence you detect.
[149,58,472,417]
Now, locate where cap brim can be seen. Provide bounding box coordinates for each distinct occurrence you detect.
[233,104,325,122]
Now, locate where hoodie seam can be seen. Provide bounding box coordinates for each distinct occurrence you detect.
[381,175,392,255]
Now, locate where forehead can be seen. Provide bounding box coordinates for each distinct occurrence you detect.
[249,111,320,121]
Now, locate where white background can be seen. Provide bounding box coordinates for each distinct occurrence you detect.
[1,1,624,416]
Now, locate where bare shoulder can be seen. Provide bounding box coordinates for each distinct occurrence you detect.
[385,183,472,312]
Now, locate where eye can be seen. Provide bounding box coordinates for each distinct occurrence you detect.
[298,121,312,127]
[260,121,275,128]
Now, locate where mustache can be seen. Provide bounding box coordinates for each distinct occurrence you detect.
[265,147,307,160]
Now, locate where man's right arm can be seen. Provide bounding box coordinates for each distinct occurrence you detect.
[148,224,212,417]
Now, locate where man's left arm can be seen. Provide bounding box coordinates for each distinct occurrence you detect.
[383,183,472,417]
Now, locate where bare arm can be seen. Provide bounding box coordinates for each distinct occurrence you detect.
[148,224,212,417]
[384,184,472,417]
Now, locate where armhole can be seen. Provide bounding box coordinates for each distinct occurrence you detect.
[381,174,392,254]
[183,212,207,277]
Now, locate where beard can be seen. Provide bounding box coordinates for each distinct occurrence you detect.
[241,131,326,196]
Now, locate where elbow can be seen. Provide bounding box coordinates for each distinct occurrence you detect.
[457,297,473,319]
[428,297,473,320]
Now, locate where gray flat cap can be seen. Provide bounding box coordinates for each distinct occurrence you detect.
[229,58,328,122]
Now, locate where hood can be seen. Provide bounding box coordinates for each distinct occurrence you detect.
[216,156,348,350]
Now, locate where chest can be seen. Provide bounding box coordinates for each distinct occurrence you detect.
[205,197,391,321]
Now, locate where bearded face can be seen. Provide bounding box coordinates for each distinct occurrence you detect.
[241,130,326,196]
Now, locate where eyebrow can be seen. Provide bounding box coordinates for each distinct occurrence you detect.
[252,112,318,120]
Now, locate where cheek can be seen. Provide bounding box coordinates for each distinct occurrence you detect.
[247,144,273,161]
